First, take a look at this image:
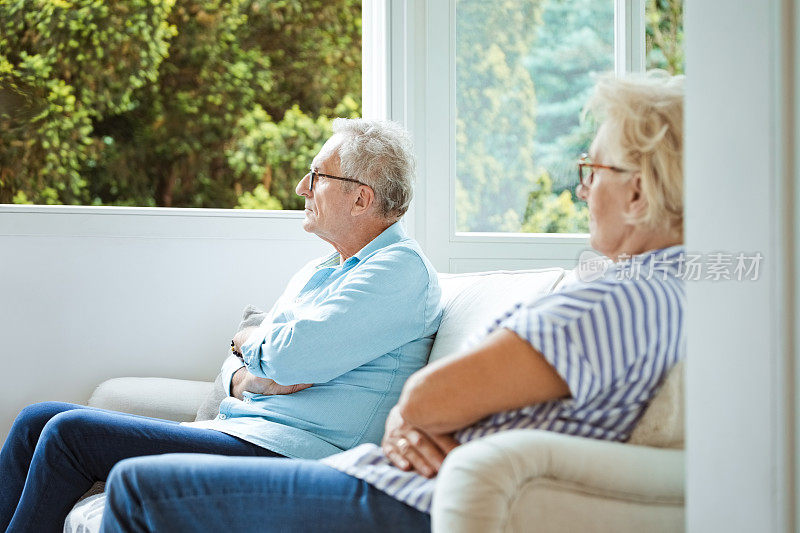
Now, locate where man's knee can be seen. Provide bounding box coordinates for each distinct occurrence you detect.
[38,408,97,454]
[15,401,70,427]
[11,401,76,444]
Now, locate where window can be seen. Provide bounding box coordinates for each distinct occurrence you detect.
[453,0,683,235]
[455,0,611,233]
[645,0,684,75]
[0,0,362,210]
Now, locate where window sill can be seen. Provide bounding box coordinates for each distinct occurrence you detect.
[0,205,311,240]
[452,231,590,244]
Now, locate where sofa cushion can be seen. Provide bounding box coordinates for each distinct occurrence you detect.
[89,377,213,422]
[64,493,106,533]
[195,372,226,422]
[428,268,566,364]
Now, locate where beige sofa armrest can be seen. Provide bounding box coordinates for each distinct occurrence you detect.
[88,377,213,422]
[432,429,684,533]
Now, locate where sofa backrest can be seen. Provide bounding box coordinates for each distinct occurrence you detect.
[430,268,566,364]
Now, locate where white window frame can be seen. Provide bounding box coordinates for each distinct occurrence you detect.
[1,1,645,268]
[370,0,645,272]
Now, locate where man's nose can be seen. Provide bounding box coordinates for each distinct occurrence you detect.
[296,173,311,197]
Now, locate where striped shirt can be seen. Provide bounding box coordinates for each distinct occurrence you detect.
[321,245,686,513]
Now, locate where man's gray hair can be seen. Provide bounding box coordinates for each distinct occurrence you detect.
[333,118,415,220]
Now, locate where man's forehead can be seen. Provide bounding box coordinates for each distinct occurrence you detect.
[312,134,344,169]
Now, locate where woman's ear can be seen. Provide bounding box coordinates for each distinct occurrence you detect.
[627,174,648,217]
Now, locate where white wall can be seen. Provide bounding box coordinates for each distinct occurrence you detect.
[0,206,329,443]
[685,0,797,530]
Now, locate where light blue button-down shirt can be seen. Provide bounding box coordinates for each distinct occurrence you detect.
[187,222,442,459]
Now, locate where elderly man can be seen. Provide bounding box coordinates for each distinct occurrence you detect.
[0,118,442,533]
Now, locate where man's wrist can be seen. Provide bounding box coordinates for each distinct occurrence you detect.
[230,367,247,400]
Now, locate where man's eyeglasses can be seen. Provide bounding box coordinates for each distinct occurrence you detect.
[577,153,634,187]
[308,169,369,191]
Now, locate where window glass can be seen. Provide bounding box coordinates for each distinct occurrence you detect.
[0,0,361,209]
[455,0,683,234]
[455,0,612,234]
[646,0,685,75]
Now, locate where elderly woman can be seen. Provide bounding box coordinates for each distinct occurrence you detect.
[98,71,685,532]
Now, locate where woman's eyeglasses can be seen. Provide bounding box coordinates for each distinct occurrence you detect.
[577,153,634,187]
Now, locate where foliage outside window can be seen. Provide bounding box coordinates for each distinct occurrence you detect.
[645,0,684,74]
[455,0,683,234]
[0,0,361,210]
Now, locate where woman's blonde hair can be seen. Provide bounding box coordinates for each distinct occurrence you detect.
[585,71,684,237]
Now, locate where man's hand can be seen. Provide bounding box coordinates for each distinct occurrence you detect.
[230,367,312,400]
[381,406,459,478]
[232,327,257,357]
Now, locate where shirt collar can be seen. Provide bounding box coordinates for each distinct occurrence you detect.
[636,244,685,263]
[350,221,408,264]
[314,221,408,269]
[612,244,686,278]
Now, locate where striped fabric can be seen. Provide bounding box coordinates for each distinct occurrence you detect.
[321,246,687,514]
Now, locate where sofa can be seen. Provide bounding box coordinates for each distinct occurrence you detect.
[66,267,685,532]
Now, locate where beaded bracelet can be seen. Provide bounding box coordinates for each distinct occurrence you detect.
[230,340,243,358]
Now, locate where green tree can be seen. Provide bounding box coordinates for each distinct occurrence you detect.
[228,96,360,210]
[646,0,684,74]
[455,0,544,232]
[517,0,682,234]
[0,0,362,208]
[234,183,282,210]
[455,0,610,233]
[240,0,361,119]
[525,0,613,190]
[0,0,176,204]
[521,170,588,233]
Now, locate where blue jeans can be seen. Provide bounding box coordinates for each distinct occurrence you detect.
[0,402,281,533]
[100,453,431,532]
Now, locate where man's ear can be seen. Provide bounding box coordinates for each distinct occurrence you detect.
[626,174,648,218]
[351,185,375,216]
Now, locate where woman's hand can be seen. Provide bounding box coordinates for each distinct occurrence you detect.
[381,406,459,478]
